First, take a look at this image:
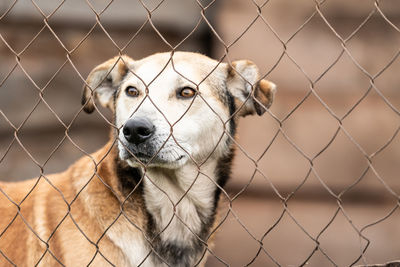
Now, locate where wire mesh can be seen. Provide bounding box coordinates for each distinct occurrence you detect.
[1,0,400,266]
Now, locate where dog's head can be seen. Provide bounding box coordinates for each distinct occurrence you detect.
[82,52,276,169]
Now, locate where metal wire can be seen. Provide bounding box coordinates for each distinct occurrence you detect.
[0,0,399,266]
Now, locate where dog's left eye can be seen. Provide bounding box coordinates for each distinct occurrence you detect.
[178,87,196,99]
[125,86,139,97]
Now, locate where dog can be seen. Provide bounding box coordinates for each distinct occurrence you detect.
[0,52,276,266]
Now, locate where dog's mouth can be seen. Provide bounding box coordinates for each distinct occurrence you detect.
[119,143,188,168]
[131,152,184,163]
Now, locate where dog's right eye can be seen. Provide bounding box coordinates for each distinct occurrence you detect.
[125,86,139,97]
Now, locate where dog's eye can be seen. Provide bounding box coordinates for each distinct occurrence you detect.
[125,86,139,97]
[178,87,196,99]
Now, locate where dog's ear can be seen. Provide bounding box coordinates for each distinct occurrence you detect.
[226,60,276,116]
[82,55,134,113]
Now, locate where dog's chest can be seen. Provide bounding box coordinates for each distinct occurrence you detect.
[144,167,216,237]
[140,165,217,265]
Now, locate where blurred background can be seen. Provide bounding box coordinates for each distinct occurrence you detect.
[1,0,400,266]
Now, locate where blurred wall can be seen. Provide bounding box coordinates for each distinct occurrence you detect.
[1,0,400,266]
[209,0,400,266]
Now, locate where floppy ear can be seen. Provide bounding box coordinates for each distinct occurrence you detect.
[226,60,276,116]
[82,55,134,113]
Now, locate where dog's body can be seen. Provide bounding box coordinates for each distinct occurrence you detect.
[0,52,276,266]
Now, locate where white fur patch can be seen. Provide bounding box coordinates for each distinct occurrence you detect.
[106,228,154,267]
[143,161,217,245]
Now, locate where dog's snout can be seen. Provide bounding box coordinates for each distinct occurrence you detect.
[123,118,155,145]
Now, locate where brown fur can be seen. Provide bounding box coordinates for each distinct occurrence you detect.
[0,143,140,266]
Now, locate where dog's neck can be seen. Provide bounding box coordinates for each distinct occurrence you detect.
[142,161,219,265]
[112,139,234,266]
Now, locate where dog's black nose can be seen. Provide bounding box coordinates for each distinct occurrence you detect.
[123,118,155,145]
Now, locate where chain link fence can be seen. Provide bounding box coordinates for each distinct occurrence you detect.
[1,0,400,266]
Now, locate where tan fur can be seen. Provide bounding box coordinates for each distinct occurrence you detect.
[83,55,134,113]
[227,59,276,116]
[0,143,139,266]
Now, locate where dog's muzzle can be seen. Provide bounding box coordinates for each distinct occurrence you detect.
[121,118,157,164]
[120,118,188,168]
[123,118,155,145]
